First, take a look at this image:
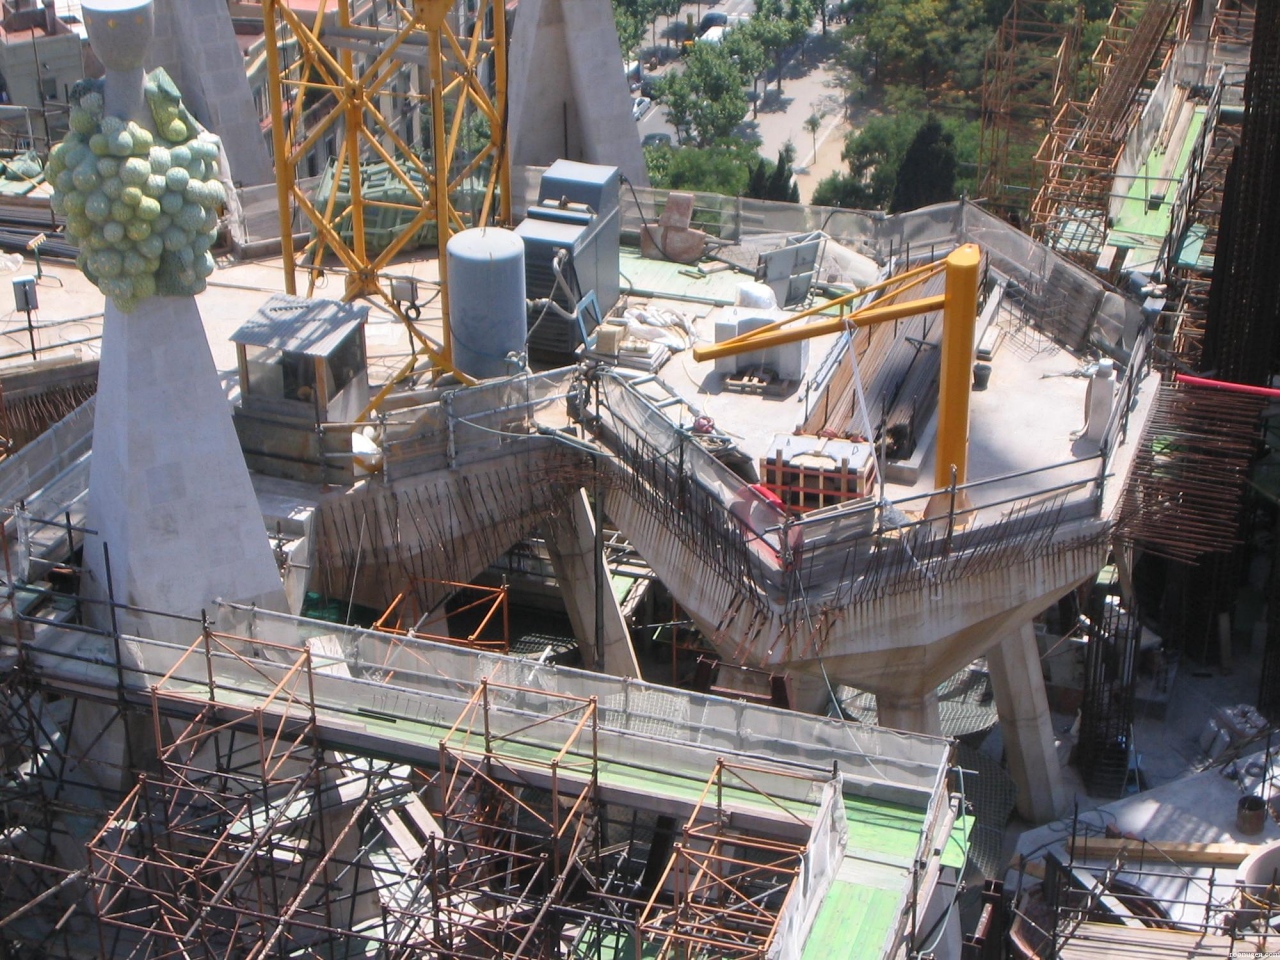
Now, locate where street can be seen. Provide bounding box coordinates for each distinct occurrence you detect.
[630,2,856,199]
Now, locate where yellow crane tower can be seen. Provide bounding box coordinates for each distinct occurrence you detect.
[260,0,510,387]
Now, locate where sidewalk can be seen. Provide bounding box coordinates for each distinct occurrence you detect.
[793,112,849,203]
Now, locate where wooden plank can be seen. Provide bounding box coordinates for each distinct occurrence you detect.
[377,808,424,861]
[1067,836,1260,865]
[1058,921,1236,959]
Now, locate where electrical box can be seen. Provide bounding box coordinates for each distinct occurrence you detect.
[390,276,418,303]
[12,276,36,312]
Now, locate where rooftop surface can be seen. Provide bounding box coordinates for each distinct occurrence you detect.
[2,224,1143,528]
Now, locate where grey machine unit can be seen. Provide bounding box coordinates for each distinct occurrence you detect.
[515,159,620,361]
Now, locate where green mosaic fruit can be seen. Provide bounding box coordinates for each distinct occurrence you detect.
[49,70,225,311]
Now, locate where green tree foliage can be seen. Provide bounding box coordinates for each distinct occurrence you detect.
[851,0,991,91]
[849,0,998,96]
[811,112,978,210]
[804,112,823,158]
[830,27,867,117]
[744,147,800,203]
[657,43,748,146]
[722,22,769,95]
[612,0,651,61]
[889,114,955,212]
[647,141,761,196]
[751,0,816,92]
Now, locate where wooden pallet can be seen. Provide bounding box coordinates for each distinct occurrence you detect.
[722,366,794,397]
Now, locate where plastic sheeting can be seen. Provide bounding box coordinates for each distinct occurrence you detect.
[211,601,952,794]
[770,777,849,960]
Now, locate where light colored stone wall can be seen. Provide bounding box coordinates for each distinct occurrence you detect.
[148,0,272,185]
[0,28,82,141]
[508,0,648,187]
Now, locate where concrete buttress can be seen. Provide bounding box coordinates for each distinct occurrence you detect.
[987,620,1067,823]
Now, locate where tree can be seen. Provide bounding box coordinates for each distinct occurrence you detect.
[812,171,869,208]
[804,112,822,160]
[830,28,867,119]
[837,112,921,208]
[851,0,989,92]
[612,0,657,64]
[768,145,800,202]
[812,112,978,211]
[889,115,956,212]
[657,43,748,146]
[750,0,815,93]
[744,146,799,203]
[722,23,768,95]
[648,141,759,196]
[747,158,769,199]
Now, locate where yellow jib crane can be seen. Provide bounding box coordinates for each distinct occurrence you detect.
[261,0,510,387]
[692,244,982,509]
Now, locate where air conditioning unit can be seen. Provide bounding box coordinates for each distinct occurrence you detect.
[515,160,620,361]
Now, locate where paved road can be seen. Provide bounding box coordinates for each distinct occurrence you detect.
[630,7,849,173]
[636,100,675,143]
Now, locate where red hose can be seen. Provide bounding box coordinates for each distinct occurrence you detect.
[1174,373,1280,398]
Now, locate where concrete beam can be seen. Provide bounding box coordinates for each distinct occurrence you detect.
[545,488,641,678]
[877,689,942,736]
[987,620,1066,823]
[785,671,831,714]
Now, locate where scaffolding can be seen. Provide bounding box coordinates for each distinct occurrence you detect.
[1010,810,1280,958]
[424,678,601,957]
[1029,0,1181,263]
[67,608,871,960]
[1210,0,1255,56]
[0,649,104,956]
[636,760,827,960]
[373,576,510,654]
[978,0,1081,222]
[85,627,607,960]
[86,627,343,960]
[1161,78,1240,371]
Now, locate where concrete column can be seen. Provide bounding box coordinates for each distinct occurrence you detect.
[507,0,648,186]
[151,0,273,186]
[544,488,640,678]
[84,297,287,647]
[987,621,1066,823]
[877,689,942,736]
[785,672,832,714]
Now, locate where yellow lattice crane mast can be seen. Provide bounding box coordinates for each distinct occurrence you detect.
[261,0,510,386]
[693,244,982,512]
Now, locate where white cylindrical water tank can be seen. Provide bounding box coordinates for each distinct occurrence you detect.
[446,227,527,380]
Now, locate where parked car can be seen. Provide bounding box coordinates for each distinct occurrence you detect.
[642,132,672,149]
[697,25,727,45]
[698,11,727,35]
[632,97,652,121]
